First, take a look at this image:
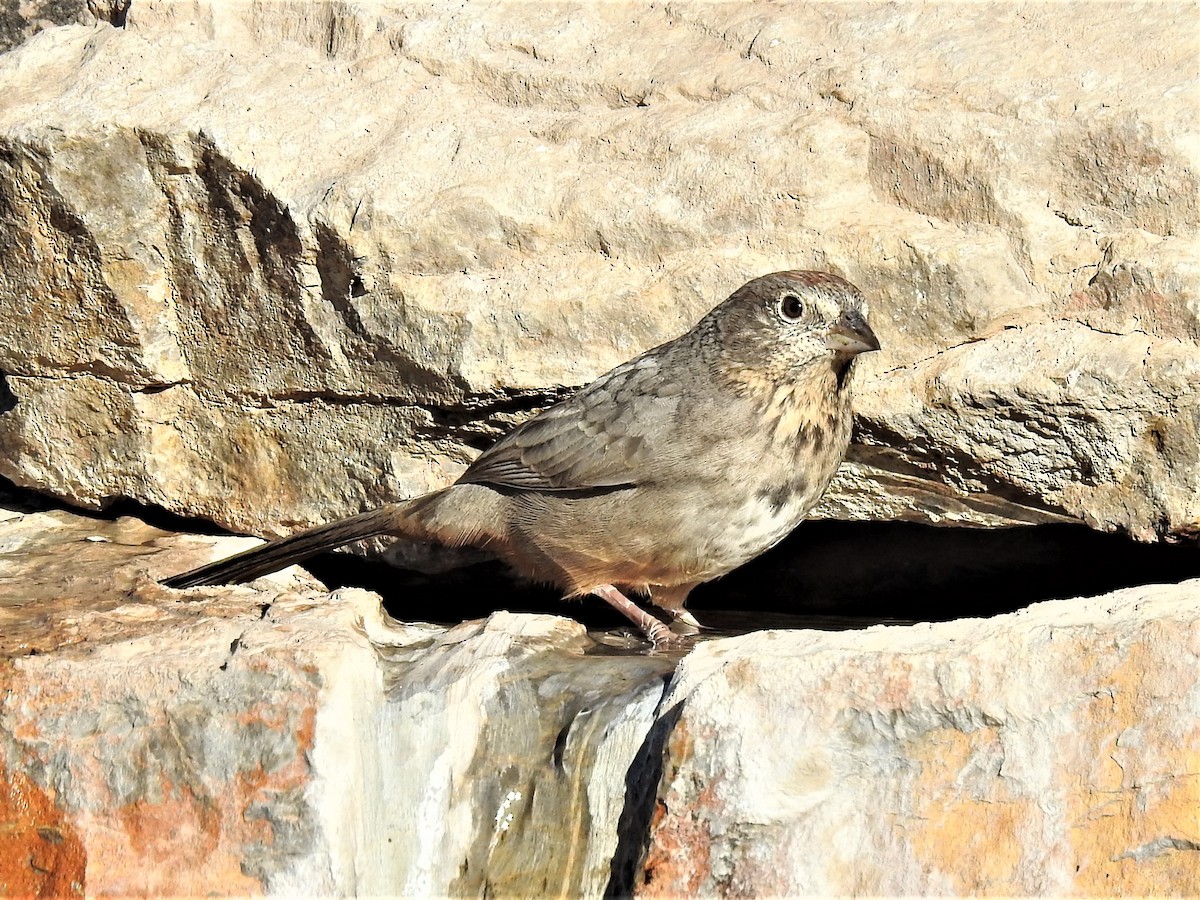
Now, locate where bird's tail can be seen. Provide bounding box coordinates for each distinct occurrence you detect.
[162,505,403,589]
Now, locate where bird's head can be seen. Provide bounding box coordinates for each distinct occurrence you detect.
[705,270,880,389]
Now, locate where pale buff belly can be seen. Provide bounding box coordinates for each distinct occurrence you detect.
[500,378,855,592]
[504,446,844,592]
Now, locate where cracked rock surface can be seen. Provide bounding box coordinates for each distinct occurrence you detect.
[3,504,1199,895]
[0,1,1196,541]
[641,577,1200,896]
[1,3,1199,894]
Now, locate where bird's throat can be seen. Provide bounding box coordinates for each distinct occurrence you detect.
[724,360,851,451]
[834,353,857,390]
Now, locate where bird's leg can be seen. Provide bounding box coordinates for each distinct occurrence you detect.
[591,584,685,647]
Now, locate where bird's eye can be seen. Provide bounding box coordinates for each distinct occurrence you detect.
[779,293,804,320]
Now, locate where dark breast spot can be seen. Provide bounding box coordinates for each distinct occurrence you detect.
[796,421,826,453]
[756,474,809,515]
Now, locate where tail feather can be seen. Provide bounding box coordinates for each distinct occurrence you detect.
[163,506,401,589]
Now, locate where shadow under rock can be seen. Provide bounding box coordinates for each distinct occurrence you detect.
[603,696,683,898]
[306,520,1200,638]
[0,371,15,416]
[3,470,1193,635]
[688,519,1200,626]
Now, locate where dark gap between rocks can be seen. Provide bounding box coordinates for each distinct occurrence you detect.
[305,520,1200,637]
[0,474,232,534]
[0,371,16,415]
[4,474,1195,635]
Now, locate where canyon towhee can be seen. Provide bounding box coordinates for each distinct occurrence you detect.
[165,271,880,645]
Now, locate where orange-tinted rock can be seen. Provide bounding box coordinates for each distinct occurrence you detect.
[0,765,86,898]
[0,507,675,895]
[642,579,1200,895]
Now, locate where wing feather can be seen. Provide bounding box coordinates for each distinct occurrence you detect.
[458,355,683,492]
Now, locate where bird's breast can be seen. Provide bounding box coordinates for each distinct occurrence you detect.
[696,376,854,573]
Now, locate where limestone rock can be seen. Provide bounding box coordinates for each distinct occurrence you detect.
[0,503,674,895]
[4,501,1198,894]
[848,323,1200,541]
[0,1,1197,541]
[2,8,1196,893]
[640,578,1200,896]
[0,0,126,53]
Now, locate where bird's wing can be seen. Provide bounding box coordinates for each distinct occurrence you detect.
[457,354,685,492]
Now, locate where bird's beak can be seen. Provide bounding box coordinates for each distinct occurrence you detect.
[825,309,881,355]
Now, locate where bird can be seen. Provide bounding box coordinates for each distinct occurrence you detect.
[164,271,880,646]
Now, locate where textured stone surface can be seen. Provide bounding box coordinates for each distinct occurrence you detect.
[851,323,1200,541]
[1,7,1197,889]
[641,578,1200,896]
[0,0,126,53]
[4,502,1198,895]
[0,1,1196,542]
[363,615,673,898]
[0,503,673,896]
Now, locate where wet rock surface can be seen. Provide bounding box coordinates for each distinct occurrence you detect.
[3,502,1198,894]
[1,503,678,895]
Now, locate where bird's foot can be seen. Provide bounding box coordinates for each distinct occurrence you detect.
[591,584,692,649]
[666,607,703,635]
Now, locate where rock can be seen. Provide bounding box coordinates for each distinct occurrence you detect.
[0,0,127,54]
[4,502,1197,894]
[0,504,675,895]
[0,1,1196,541]
[2,4,1197,894]
[640,578,1200,896]
[847,322,1200,541]
[365,615,673,898]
